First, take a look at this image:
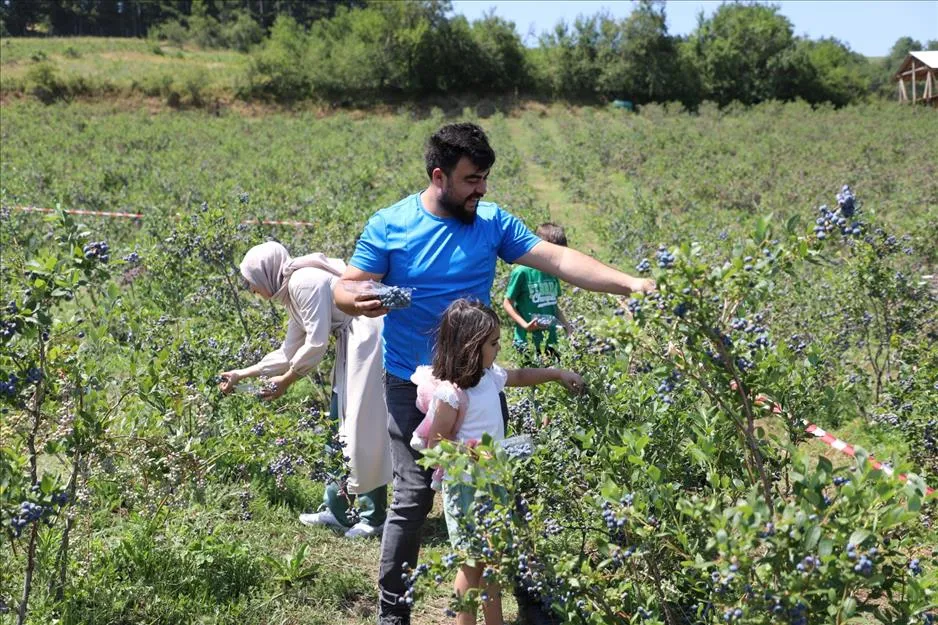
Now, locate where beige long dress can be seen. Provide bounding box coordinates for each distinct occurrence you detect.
[253,266,392,494]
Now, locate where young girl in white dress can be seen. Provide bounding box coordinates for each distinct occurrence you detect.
[411,298,583,625]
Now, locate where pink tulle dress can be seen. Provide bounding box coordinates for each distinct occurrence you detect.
[409,366,468,491]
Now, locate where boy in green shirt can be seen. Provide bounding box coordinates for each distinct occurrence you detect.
[503,223,573,360]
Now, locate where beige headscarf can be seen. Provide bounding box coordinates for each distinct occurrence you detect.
[239,242,346,318]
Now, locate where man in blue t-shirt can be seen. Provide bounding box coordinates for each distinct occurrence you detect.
[333,123,653,625]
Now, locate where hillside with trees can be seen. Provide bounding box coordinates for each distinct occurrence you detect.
[2,0,936,108]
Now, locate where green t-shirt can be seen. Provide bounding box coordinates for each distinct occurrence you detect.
[504,266,561,347]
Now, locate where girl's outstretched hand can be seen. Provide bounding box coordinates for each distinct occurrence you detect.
[557,370,585,394]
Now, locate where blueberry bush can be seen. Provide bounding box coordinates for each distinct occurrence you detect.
[1,99,936,624]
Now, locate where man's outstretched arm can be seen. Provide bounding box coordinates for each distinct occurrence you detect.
[515,241,654,296]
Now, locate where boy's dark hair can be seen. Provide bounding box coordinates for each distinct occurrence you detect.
[425,123,496,179]
[432,298,500,390]
[535,222,567,247]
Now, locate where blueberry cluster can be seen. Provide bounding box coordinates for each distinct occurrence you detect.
[722,607,744,622]
[730,314,771,350]
[298,405,325,430]
[636,258,651,273]
[710,568,732,594]
[250,422,265,436]
[568,314,610,353]
[796,554,820,574]
[122,251,140,264]
[832,476,850,487]
[924,420,937,456]
[656,371,682,405]
[514,554,555,613]
[656,246,675,268]
[376,285,412,309]
[267,453,305,489]
[908,558,923,576]
[238,490,253,521]
[25,367,42,384]
[846,544,876,576]
[784,601,808,625]
[82,240,110,263]
[543,517,562,537]
[609,545,635,569]
[601,500,626,531]
[515,495,534,523]
[508,397,537,433]
[813,204,863,240]
[1,302,18,340]
[787,334,808,354]
[0,372,18,397]
[837,184,856,217]
[400,561,431,607]
[9,499,59,537]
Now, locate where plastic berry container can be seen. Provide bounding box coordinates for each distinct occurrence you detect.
[531,314,559,329]
[341,280,414,309]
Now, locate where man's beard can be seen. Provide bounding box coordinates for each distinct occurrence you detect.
[440,189,480,225]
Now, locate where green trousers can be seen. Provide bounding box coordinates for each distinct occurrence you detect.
[322,392,387,528]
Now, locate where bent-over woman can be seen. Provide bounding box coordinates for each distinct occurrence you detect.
[219,241,392,537]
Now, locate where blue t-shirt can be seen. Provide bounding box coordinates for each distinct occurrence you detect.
[349,193,540,380]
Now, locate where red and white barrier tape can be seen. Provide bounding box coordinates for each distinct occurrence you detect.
[11,205,143,219]
[7,205,315,227]
[239,218,316,227]
[753,393,934,495]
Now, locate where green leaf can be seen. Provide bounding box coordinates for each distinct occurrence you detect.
[600,479,620,501]
[805,525,821,550]
[848,529,870,548]
[842,597,857,617]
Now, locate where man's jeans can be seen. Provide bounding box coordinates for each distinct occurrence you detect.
[378,373,434,623]
[377,373,558,625]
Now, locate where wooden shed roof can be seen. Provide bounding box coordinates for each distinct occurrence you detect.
[896,51,938,78]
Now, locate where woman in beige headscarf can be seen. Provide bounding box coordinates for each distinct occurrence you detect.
[219,241,392,538]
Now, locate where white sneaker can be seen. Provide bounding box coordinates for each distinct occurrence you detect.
[344,521,383,539]
[299,508,346,530]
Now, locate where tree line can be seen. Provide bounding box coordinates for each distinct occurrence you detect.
[3,0,937,107]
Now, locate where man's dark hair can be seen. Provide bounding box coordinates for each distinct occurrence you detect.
[425,122,496,179]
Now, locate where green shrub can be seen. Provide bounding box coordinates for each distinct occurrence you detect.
[150,19,188,46]
[178,68,209,106]
[220,9,264,53]
[241,16,311,101]
[25,61,68,103]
